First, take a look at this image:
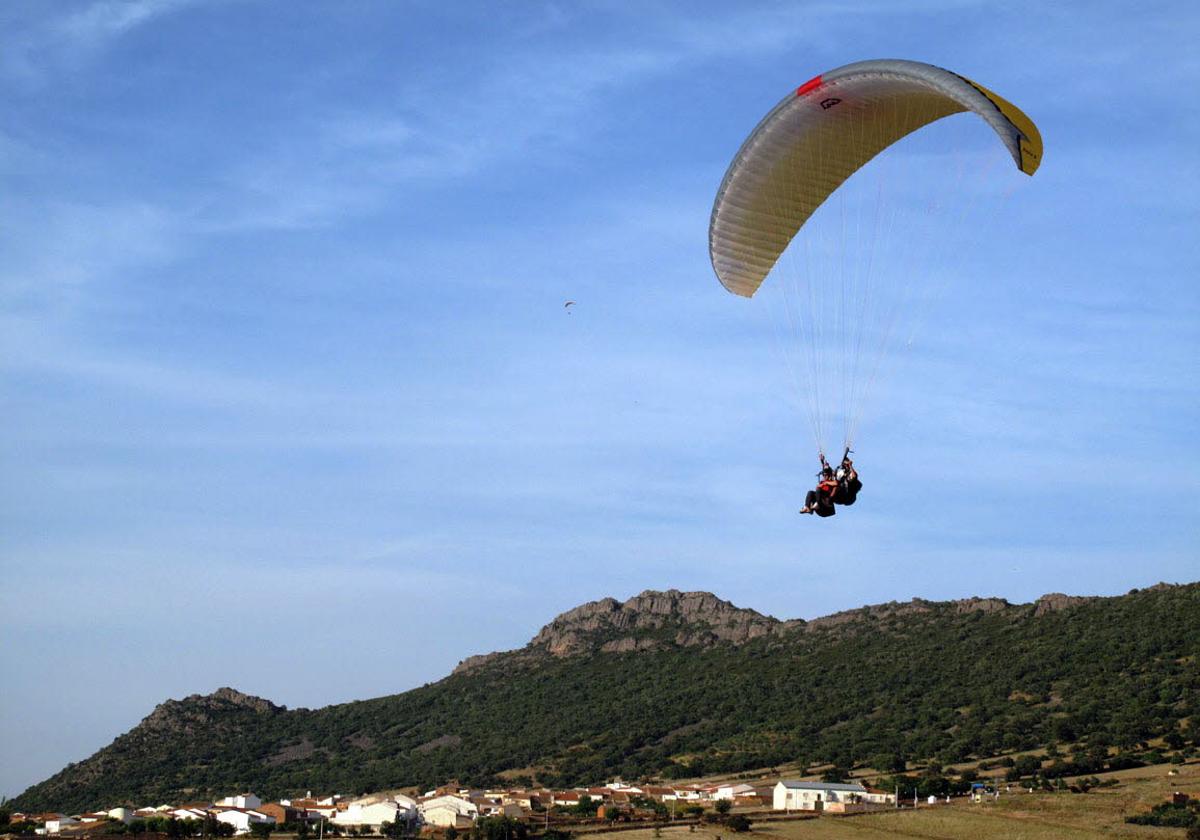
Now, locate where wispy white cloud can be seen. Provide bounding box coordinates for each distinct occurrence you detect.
[2,0,200,83]
[195,5,841,233]
[1,317,314,410]
[59,0,187,44]
[0,199,179,308]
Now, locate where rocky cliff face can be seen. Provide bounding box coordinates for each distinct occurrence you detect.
[530,589,792,656]
[141,687,283,733]
[1034,592,1094,616]
[454,590,794,673]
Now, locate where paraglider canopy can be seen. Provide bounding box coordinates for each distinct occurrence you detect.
[709,59,1042,298]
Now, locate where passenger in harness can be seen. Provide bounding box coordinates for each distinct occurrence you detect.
[800,454,840,517]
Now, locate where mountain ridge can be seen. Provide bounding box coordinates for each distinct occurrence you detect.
[453,587,1100,673]
[13,582,1199,813]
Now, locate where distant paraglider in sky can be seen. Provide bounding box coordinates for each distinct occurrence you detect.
[564,300,576,314]
[709,59,1043,469]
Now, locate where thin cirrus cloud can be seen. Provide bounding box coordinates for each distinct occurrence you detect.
[1,0,200,82]
[193,4,863,233]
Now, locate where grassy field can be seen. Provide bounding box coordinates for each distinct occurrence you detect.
[582,762,1199,839]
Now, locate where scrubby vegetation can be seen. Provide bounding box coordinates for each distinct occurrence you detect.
[1126,800,1198,827]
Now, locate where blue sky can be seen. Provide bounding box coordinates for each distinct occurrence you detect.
[2,0,1197,800]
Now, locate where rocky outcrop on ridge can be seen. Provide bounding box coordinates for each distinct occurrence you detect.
[455,590,792,673]
[529,589,790,656]
[1034,592,1095,616]
[141,687,283,733]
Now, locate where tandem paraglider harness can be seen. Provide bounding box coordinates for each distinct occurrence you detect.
[801,448,862,517]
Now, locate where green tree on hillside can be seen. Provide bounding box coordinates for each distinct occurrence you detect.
[871,753,906,774]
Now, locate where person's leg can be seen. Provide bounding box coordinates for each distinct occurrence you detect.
[801,490,818,513]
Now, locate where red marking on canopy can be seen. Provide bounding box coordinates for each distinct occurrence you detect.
[796,75,823,96]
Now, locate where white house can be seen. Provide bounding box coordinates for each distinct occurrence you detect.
[44,817,79,835]
[862,788,896,805]
[341,794,415,812]
[418,796,478,828]
[669,787,705,802]
[332,801,411,831]
[214,808,275,834]
[218,795,263,811]
[106,808,135,824]
[420,807,474,830]
[171,808,211,822]
[391,795,418,813]
[714,784,756,801]
[468,797,505,817]
[773,781,868,811]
